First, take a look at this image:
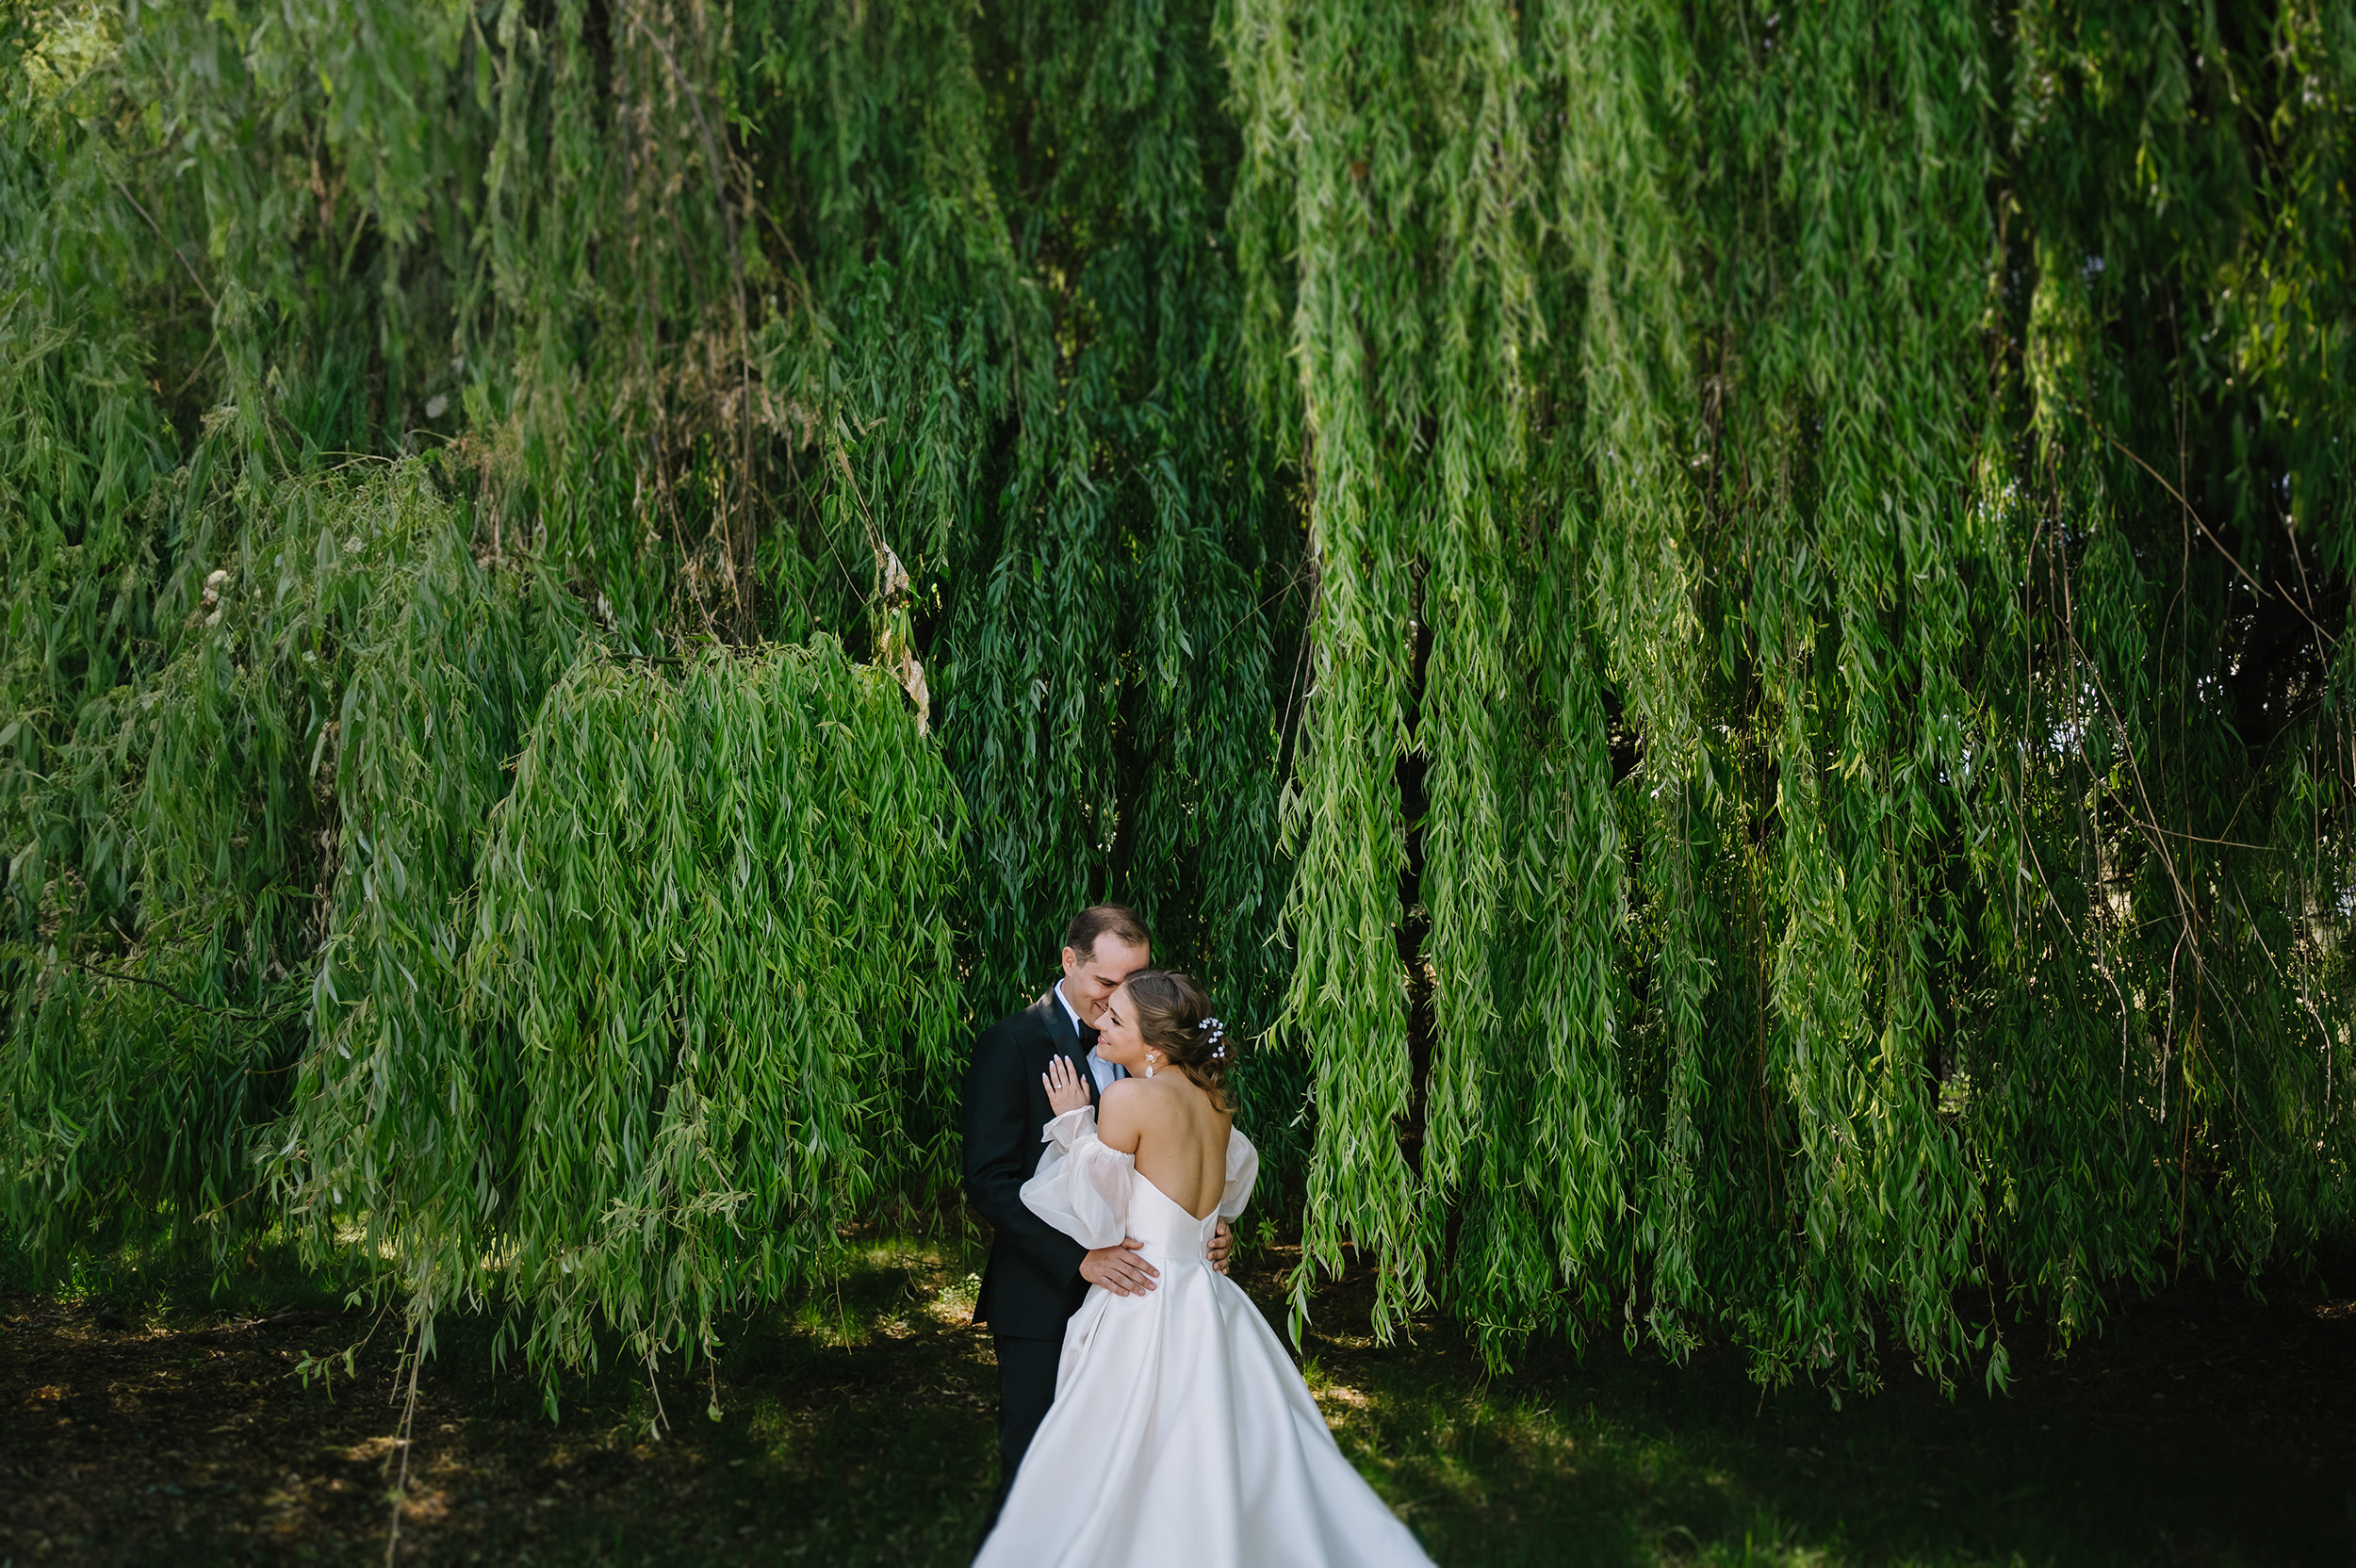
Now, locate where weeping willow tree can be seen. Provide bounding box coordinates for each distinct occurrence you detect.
[0,0,1300,1386]
[1235,0,2356,1389]
[4,0,2352,1400]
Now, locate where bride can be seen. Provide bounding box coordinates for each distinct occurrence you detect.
[972,969,1436,1567]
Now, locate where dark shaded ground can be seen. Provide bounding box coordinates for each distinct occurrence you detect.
[3,1233,2351,1566]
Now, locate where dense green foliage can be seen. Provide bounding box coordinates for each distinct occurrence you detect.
[1236,0,2356,1386]
[0,0,1300,1384]
[5,0,2353,1398]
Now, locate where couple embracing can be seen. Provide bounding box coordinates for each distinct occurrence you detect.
[962,905,1435,1566]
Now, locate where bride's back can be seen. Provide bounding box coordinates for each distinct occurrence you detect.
[1097,969,1239,1220]
[1101,1073,1232,1219]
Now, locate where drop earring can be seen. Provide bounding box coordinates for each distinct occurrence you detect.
[1144,1054,1157,1078]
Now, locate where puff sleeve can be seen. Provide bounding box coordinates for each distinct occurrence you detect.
[1218,1128,1261,1220]
[1020,1107,1136,1250]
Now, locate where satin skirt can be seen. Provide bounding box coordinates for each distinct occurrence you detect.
[973,1178,1435,1568]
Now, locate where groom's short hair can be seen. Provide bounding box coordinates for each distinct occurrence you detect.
[1064,904,1150,959]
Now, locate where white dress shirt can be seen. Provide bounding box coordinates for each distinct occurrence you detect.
[1055,979,1127,1095]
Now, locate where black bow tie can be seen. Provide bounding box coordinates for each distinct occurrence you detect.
[1077,1021,1101,1051]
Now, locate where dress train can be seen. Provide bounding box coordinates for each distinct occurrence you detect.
[973,1108,1435,1568]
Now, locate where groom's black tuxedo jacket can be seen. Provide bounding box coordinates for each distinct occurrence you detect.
[963,991,1103,1339]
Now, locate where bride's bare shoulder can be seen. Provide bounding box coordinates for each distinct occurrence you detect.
[1096,1076,1160,1147]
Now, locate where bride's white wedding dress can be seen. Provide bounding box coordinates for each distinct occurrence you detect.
[973,1106,1436,1568]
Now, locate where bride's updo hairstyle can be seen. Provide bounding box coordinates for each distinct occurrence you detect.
[1120,969,1235,1112]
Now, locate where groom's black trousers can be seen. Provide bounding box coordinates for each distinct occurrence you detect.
[982,1333,1062,1534]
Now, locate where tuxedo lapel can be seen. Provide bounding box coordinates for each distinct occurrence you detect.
[1033,988,1101,1109]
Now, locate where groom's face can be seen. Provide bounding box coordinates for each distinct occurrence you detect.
[1060,935,1151,1027]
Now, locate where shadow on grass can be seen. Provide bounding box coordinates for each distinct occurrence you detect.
[2,1227,2350,1566]
[1283,1250,2355,1568]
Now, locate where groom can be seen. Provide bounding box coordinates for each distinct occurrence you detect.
[962,903,1232,1534]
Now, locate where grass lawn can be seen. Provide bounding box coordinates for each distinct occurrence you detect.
[3,1229,2349,1566]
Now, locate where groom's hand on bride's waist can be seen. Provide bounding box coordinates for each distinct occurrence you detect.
[1081,1239,1159,1296]
[1208,1218,1232,1275]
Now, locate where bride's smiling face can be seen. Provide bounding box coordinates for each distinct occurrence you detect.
[1095,984,1150,1070]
